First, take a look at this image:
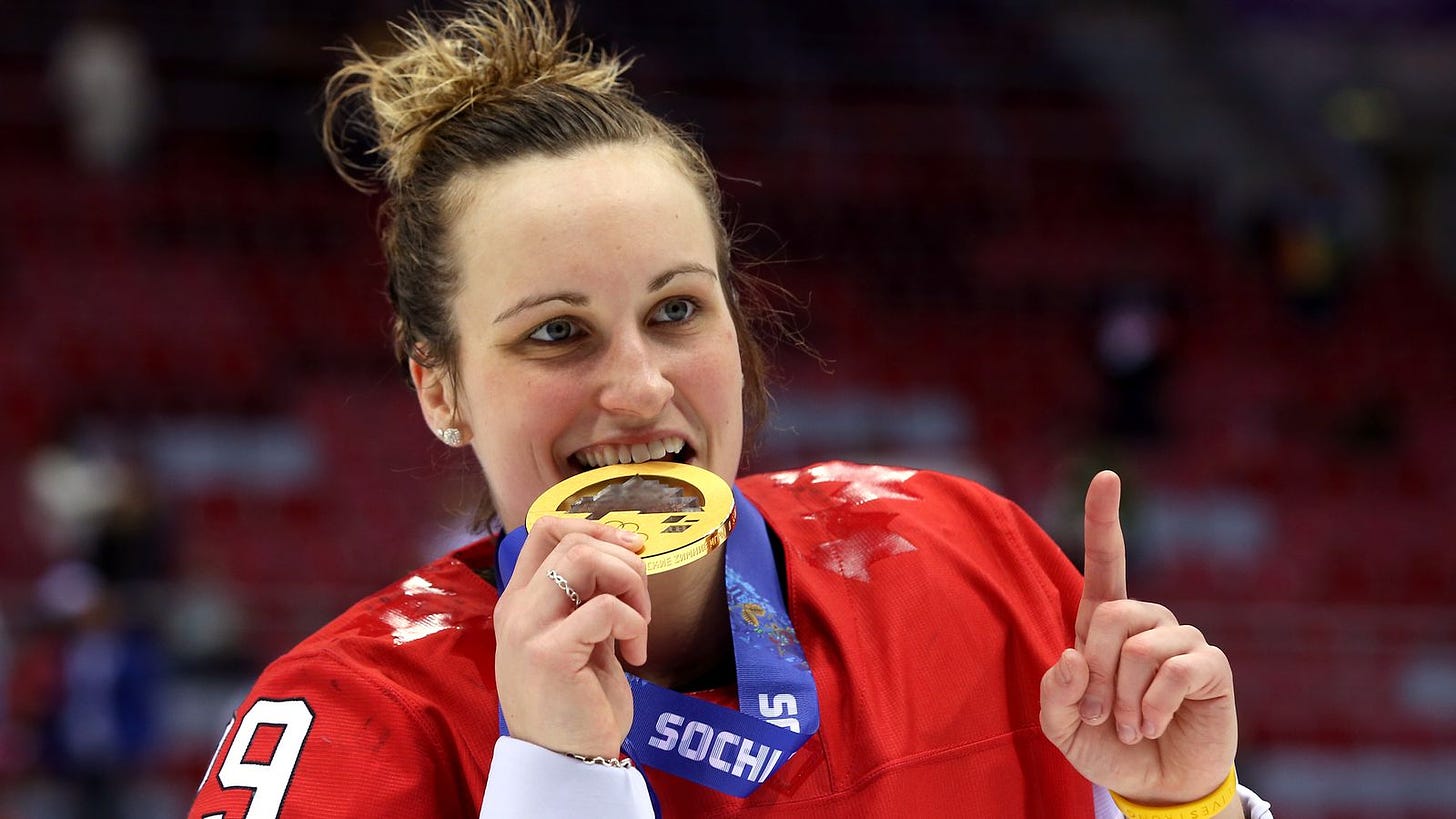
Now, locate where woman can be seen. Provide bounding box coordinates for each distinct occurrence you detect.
[190,2,1271,816]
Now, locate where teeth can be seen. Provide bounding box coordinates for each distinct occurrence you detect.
[574,437,688,468]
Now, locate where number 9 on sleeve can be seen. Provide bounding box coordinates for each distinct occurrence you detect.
[200,698,315,819]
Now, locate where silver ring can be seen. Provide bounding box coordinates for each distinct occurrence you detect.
[546,569,582,608]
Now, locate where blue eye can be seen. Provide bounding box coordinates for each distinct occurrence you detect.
[529,318,579,342]
[652,298,697,324]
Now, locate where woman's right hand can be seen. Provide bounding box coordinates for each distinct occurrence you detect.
[493,516,651,759]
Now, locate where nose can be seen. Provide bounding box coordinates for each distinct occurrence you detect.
[596,330,674,419]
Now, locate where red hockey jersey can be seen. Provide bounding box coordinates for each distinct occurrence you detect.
[189,463,1092,817]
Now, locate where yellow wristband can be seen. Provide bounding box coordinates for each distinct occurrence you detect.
[1108,768,1238,819]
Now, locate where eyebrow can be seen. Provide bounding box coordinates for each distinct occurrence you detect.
[492,263,717,324]
[493,291,588,324]
[647,262,716,292]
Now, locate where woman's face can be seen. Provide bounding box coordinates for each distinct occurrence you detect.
[428,142,745,529]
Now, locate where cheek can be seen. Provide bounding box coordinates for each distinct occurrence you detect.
[690,331,746,427]
[518,370,584,419]
[471,370,584,526]
[464,365,577,461]
[489,370,589,462]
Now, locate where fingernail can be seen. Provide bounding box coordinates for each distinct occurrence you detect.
[1079,699,1103,723]
[620,531,645,548]
[1056,651,1073,685]
[1141,718,1158,739]
[1117,723,1137,745]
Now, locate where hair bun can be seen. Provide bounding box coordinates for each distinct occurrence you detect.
[324,0,629,190]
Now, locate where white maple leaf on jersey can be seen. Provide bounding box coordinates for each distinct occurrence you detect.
[767,463,921,582]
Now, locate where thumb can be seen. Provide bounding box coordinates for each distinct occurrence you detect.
[1039,648,1090,751]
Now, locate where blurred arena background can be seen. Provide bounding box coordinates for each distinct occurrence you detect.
[2,1,1454,817]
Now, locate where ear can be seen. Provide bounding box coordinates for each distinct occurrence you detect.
[410,357,470,445]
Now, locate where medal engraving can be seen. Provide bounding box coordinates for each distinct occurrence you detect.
[527,463,735,575]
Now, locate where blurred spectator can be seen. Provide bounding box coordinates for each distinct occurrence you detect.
[164,562,251,678]
[16,438,173,817]
[6,563,162,819]
[1246,179,1350,321]
[89,465,174,617]
[1095,287,1172,442]
[49,3,158,174]
[26,439,175,618]
[25,441,124,562]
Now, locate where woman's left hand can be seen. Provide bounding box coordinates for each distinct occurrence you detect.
[1040,471,1240,808]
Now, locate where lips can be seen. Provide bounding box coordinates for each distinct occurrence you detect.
[571,435,694,470]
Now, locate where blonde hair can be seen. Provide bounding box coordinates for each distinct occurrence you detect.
[322,0,781,523]
[324,2,629,190]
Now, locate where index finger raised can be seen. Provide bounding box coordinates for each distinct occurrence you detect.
[1076,470,1129,643]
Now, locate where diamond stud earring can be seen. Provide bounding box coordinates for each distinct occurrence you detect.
[434,427,463,447]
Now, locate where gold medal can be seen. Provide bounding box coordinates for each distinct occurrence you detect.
[526,462,736,575]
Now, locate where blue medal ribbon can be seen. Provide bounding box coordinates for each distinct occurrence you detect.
[494,487,819,798]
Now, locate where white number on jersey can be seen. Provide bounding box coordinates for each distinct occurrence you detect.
[213,698,315,819]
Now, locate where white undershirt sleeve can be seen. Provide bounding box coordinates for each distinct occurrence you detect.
[482,736,1276,817]
[479,736,654,818]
